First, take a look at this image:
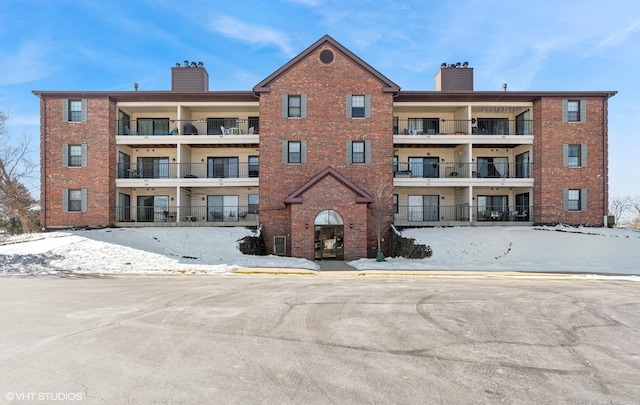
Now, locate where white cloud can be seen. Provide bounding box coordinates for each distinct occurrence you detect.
[0,40,53,85]
[210,16,296,57]
[597,18,640,48]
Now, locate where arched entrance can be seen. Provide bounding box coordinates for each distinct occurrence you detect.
[314,210,344,260]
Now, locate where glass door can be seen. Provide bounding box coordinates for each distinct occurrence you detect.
[314,226,344,260]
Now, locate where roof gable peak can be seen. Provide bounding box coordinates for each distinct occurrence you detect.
[284,166,374,204]
[254,35,399,93]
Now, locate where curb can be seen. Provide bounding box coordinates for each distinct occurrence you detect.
[231,268,582,278]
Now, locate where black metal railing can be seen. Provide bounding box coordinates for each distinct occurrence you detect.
[393,162,533,179]
[117,118,260,136]
[393,119,533,136]
[393,205,532,223]
[116,162,259,179]
[116,205,259,223]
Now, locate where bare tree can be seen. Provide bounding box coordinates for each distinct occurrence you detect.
[368,178,394,261]
[609,195,632,226]
[0,111,39,233]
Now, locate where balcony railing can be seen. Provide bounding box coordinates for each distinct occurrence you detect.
[117,119,259,136]
[116,205,259,223]
[394,205,532,223]
[394,119,533,136]
[117,162,259,179]
[393,162,532,179]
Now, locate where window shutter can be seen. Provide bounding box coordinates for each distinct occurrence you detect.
[62,189,69,212]
[62,144,69,167]
[62,99,69,122]
[364,95,371,118]
[346,94,352,118]
[581,144,587,167]
[562,189,569,212]
[81,189,88,212]
[81,144,88,167]
[301,94,307,118]
[282,140,288,163]
[561,100,568,122]
[300,140,307,163]
[282,95,288,117]
[365,140,371,163]
[579,100,586,122]
[581,188,587,211]
[346,140,352,164]
[562,144,569,167]
[80,99,88,122]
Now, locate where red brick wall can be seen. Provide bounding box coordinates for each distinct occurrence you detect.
[40,97,116,228]
[289,175,369,260]
[533,97,609,225]
[259,43,395,258]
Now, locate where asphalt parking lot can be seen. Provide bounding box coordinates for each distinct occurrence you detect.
[0,273,639,404]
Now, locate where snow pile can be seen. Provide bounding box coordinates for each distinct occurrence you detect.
[1,225,639,276]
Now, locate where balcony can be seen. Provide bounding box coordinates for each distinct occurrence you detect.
[116,118,259,136]
[393,205,532,226]
[116,162,259,179]
[115,205,259,226]
[393,162,533,179]
[393,118,533,136]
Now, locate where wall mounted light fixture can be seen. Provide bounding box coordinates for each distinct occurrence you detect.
[350,224,353,229]
[305,223,309,229]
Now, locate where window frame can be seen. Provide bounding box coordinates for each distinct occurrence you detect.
[62,99,87,123]
[351,95,365,118]
[563,144,587,167]
[567,189,581,211]
[248,194,259,214]
[346,94,371,118]
[63,188,87,213]
[564,188,587,212]
[282,94,307,118]
[62,144,87,168]
[351,141,365,164]
[346,140,371,164]
[248,155,259,177]
[288,141,302,164]
[562,99,586,123]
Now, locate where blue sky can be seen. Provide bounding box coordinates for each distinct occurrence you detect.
[1,0,639,200]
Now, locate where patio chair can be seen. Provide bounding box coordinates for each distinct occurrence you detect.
[162,210,175,222]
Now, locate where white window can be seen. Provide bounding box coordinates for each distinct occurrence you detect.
[63,188,87,212]
[282,140,307,164]
[346,94,370,118]
[346,140,371,164]
[564,188,587,212]
[62,99,87,122]
[282,94,307,118]
[62,144,87,167]
[562,99,586,122]
[563,144,587,167]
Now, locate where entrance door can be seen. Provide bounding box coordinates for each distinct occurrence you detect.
[314,226,344,260]
[313,209,344,260]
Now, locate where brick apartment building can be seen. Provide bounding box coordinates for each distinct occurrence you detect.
[33,35,616,260]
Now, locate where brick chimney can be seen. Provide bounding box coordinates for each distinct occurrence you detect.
[171,61,209,92]
[435,62,473,92]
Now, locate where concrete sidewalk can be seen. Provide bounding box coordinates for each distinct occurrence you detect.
[315,260,357,271]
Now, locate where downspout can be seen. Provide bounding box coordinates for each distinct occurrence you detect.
[40,96,47,230]
[603,97,608,226]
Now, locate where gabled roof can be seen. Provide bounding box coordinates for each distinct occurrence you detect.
[284,166,375,204]
[254,35,400,93]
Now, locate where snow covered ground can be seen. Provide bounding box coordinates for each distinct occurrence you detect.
[0,225,638,276]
